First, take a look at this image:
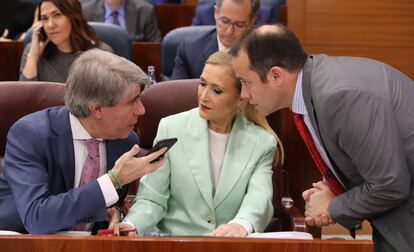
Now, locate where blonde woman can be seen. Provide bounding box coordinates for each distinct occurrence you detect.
[114,51,283,237]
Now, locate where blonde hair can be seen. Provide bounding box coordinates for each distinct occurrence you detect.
[205,51,284,165]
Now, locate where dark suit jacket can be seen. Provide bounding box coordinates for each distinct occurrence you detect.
[82,0,161,42]
[302,54,414,251]
[191,2,277,26]
[0,106,138,234]
[171,29,218,80]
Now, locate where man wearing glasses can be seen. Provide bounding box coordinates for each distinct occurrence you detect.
[171,0,259,80]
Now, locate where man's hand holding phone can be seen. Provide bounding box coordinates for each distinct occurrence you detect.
[110,145,167,189]
[109,139,177,189]
[145,138,177,163]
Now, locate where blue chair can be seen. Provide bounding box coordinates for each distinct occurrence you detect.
[161,25,215,81]
[23,22,132,60]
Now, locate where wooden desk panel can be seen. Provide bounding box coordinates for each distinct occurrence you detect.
[0,41,23,81]
[0,235,373,252]
[132,42,161,81]
[156,4,196,37]
[287,0,414,79]
[0,41,161,82]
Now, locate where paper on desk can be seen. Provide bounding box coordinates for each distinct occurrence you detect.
[0,230,22,235]
[247,231,313,239]
[54,231,91,236]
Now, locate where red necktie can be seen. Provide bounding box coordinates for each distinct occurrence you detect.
[292,112,356,238]
[292,112,345,195]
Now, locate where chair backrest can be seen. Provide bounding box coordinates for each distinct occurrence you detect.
[0,81,66,169]
[161,25,215,81]
[136,79,199,148]
[23,22,132,60]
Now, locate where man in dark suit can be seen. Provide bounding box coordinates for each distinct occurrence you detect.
[171,0,259,80]
[230,24,414,252]
[0,49,166,234]
[191,1,278,26]
[82,0,161,42]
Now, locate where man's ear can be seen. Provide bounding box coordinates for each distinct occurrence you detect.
[214,5,219,19]
[89,103,103,119]
[268,66,285,87]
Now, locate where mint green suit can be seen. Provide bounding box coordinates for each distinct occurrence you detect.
[125,108,276,235]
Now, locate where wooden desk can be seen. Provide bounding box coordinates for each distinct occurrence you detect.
[0,41,23,81]
[0,235,373,252]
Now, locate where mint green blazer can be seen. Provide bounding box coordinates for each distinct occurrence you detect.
[125,108,276,235]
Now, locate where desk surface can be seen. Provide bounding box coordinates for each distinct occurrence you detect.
[0,235,372,252]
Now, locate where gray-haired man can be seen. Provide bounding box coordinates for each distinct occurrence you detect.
[0,49,166,234]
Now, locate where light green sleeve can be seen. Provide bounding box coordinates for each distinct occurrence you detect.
[124,118,171,235]
[235,134,276,232]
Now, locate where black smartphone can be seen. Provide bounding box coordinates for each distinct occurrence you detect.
[146,138,177,163]
[38,27,47,41]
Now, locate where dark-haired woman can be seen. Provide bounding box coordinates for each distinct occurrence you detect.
[19,0,111,82]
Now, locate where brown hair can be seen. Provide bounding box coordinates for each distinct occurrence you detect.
[39,0,99,56]
[205,51,284,165]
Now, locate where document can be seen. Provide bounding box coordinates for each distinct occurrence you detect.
[247,231,313,239]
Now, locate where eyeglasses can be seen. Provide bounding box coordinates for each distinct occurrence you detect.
[216,16,248,30]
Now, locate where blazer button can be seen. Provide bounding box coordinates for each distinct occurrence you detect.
[207,215,215,224]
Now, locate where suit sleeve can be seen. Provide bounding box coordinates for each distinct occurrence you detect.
[171,40,191,80]
[124,118,171,235]
[3,119,108,234]
[234,134,276,232]
[323,88,411,229]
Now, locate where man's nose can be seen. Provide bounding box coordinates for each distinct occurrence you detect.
[135,100,145,116]
[240,85,251,100]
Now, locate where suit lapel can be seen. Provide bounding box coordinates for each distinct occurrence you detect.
[91,1,105,22]
[202,30,218,63]
[48,107,75,191]
[182,110,214,211]
[124,0,136,36]
[213,114,255,208]
[302,56,351,189]
[302,56,323,142]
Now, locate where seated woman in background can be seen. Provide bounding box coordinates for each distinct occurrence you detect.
[113,51,283,237]
[19,0,111,83]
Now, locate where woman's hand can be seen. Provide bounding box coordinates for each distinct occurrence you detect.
[206,223,247,237]
[112,222,137,237]
[107,207,121,230]
[22,22,50,79]
[29,22,50,59]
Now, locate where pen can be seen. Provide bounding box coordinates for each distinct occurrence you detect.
[97,228,137,235]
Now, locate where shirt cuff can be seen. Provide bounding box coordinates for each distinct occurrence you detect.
[97,174,119,207]
[228,218,253,234]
